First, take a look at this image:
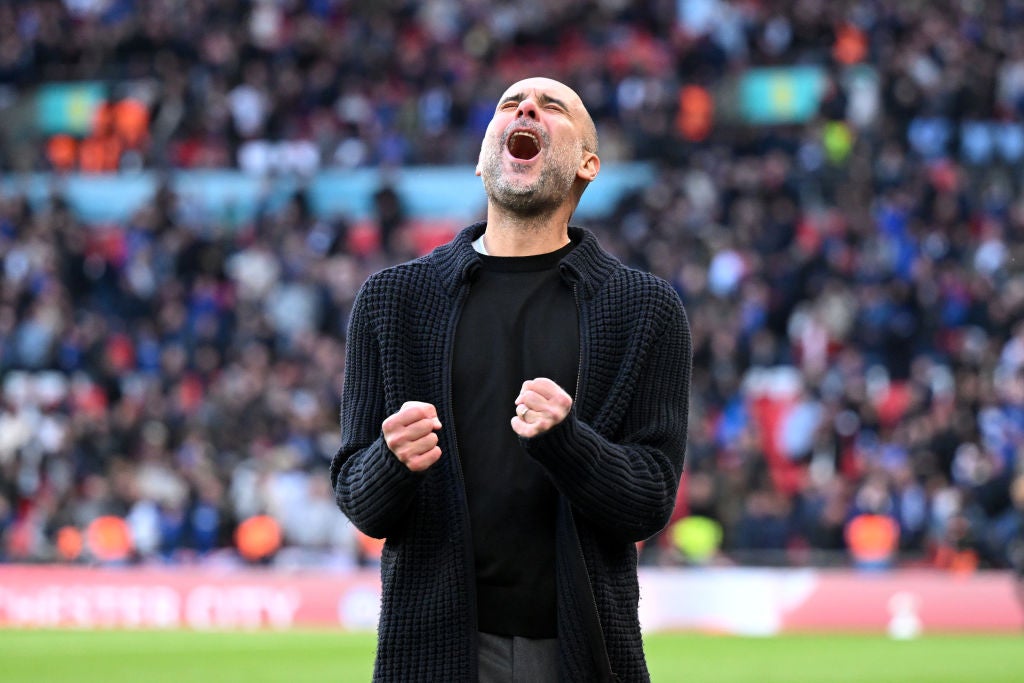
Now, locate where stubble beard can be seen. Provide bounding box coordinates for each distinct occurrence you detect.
[480,130,580,219]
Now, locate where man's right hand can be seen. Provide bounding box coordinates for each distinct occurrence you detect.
[382,401,443,472]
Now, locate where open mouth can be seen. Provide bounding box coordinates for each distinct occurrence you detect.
[506,130,541,160]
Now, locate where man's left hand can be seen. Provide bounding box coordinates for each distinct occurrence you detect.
[512,377,573,438]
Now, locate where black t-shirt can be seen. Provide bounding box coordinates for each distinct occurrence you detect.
[451,239,579,638]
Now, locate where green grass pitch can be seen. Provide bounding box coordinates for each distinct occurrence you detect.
[1,630,1021,682]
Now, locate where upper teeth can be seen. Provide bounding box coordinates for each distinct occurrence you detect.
[512,132,538,143]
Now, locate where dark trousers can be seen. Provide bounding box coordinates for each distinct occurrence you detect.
[478,631,560,682]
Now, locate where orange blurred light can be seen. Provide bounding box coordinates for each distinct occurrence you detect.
[235,515,282,561]
[86,516,133,562]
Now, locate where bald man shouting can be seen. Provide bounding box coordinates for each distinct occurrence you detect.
[332,77,692,682]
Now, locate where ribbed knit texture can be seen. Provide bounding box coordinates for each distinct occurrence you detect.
[331,223,692,682]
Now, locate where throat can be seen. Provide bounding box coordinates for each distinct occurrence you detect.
[480,220,571,257]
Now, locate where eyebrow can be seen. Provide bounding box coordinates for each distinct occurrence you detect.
[498,92,570,111]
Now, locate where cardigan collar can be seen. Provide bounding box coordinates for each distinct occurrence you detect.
[428,221,619,300]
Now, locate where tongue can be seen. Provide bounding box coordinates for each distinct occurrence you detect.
[508,133,540,160]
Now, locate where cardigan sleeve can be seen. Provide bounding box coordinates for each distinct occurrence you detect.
[329,277,425,539]
[521,287,692,542]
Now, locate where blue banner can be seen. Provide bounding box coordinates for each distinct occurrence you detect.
[35,82,106,136]
[739,66,826,125]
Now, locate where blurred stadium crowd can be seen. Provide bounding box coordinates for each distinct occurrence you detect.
[1,0,1023,572]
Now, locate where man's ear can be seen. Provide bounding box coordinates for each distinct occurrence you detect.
[475,163,482,177]
[577,151,600,183]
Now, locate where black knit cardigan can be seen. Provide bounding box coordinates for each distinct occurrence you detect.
[331,223,692,682]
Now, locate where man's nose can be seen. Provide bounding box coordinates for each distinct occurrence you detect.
[516,99,539,119]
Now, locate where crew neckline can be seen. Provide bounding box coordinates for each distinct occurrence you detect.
[475,238,577,272]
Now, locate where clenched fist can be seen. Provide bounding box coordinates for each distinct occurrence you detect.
[383,401,443,471]
[512,378,573,438]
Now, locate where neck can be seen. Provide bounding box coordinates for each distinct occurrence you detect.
[481,203,574,256]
